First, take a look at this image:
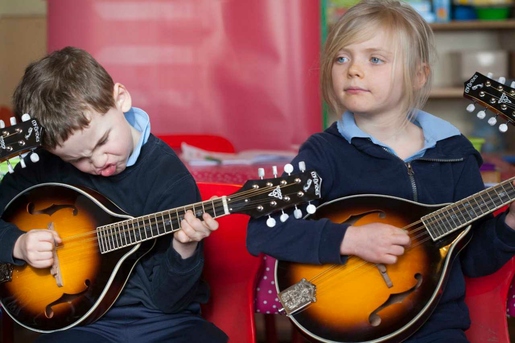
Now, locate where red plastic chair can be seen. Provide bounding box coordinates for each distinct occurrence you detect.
[158,134,236,153]
[197,182,263,343]
[464,256,515,343]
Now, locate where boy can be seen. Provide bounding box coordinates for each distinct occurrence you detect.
[0,46,227,343]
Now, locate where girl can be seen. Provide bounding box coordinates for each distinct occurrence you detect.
[247,0,515,342]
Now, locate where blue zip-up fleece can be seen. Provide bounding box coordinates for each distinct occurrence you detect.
[247,121,515,341]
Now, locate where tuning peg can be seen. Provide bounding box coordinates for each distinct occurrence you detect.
[272,165,278,178]
[0,120,4,129]
[294,205,302,219]
[7,161,14,174]
[466,104,475,113]
[30,152,40,163]
[21,113,31,122]
[476,110,486,120]
[487,72,493,78]
[266,216,276,228]
[511,81,515,88]
[306,202,316,215]
[499,76,506,84]
[258,167,265,179]
[487,117,497,126]
[499,123,509,132]
[280,211,289,222]
[19,158,26,168]
[298,161,306,172]
[284,163,293,175]
[9,117,17,126]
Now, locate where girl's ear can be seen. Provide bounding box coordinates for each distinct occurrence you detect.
[415,64,429,90]
[113,83,132,112]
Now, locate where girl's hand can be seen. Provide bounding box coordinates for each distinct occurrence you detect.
[340,223,410,264]
[13,229,62,269]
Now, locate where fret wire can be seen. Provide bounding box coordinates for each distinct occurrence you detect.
[112,223,120,250]
[143,214,152,239]
[159,212,166,235]
[128,219,136,245]
[106,224,114,251]
[426,212,443,238]
[460,200,477,225]
[97,227,105,252]
[131,220,139,242]
[124,221,130,246]
[150,214,158,237]
[166,210,174,233]
[210,199,217,217]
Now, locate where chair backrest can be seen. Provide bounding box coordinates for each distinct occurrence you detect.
[158,134,236,153]
[464,255,515,343]
[197,182,262,343]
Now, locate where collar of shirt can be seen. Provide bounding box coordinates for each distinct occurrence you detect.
[336,110,461,162]
[125,107,151,167]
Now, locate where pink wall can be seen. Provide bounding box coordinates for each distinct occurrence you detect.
[47,0,322,151]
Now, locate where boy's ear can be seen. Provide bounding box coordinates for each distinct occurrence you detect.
[114,83,132,112]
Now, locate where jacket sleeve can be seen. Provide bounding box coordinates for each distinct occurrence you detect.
[246,136,348,265]
[0,153,46,264]
[136,167,206,313]
[458,156,515,277]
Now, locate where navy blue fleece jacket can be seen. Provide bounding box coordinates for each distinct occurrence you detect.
[0,134,209,314]
[247,122,515,338]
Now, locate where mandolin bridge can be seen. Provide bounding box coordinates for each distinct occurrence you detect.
[0,263,13,284]
[277,278,316,316]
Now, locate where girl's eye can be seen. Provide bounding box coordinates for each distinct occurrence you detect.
[335,56,348,64]
[370,57,383,64]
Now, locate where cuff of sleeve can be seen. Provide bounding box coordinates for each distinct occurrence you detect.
[318,220,348,264]
[0,224,25,264]
[495,212,515,250]
[166,241,204,274]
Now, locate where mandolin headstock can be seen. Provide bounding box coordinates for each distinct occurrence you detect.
[0,114,43,174]
[464,72,515,133]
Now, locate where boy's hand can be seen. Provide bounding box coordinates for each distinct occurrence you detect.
[13,229,62,269]
[340,223,410,265]
[173,210,219,258]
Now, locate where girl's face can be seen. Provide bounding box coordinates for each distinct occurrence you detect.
[50,84,139,177]
[331,30,406,119]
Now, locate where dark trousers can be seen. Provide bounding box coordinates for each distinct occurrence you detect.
[35,306,228,343]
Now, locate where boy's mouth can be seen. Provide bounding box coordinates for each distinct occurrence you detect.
[99,163,117,177]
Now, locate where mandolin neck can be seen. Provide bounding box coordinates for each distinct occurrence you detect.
[422,177,515,241]
[96,197,228,254]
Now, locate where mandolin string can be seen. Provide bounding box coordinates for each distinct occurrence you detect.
[55,181,308,259]
[302,181,515,297]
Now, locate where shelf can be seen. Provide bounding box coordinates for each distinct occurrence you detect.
[430,20,515,31]
[430,87,464,99]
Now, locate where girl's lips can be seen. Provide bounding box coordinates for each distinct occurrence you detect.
[345,87,368,94]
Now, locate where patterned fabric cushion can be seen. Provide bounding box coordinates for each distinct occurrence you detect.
[254,255,282,314]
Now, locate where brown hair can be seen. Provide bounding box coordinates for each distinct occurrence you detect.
[12,46,115,149]
[320,0,436,118]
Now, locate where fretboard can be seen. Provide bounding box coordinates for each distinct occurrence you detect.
[96,197,229,254]
[422,177,515,241]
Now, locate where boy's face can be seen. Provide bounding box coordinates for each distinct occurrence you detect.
[50,84,138,177]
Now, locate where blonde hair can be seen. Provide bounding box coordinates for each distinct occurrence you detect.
[321,0,436,118]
